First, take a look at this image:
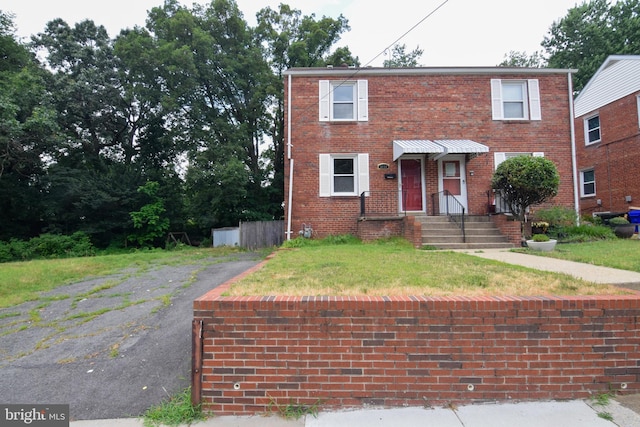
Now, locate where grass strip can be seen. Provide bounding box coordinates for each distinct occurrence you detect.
[227,239,628,297]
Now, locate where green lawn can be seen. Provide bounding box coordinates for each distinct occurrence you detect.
[2,239,637,307]
[225,239,629,297]
[518,239,640,272]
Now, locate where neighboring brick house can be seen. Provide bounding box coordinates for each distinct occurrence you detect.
[574,55,640,216]
[283,66,579,245]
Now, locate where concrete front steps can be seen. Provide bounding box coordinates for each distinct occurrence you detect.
[415,215,514,250]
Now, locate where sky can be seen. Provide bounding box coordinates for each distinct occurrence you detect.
[3,0,583,67]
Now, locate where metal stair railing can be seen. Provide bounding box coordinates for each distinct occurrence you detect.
[431,190,466,243]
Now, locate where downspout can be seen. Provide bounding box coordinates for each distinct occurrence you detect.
[568,72,580,225]
[286,74,294,240]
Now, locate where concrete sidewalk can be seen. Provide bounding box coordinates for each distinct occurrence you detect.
[69,398,640,426]
[457,248,640,286]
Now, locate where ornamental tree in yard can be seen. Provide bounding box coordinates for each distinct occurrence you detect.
[491,156,560,242]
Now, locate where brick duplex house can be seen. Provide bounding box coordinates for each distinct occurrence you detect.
[283,66,579,246]
[574,55,640,216]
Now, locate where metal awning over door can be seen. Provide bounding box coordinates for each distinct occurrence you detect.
[393,139,489,161]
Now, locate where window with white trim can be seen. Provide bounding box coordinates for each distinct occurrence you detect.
[319,153,369,197]
[490,79,541,121]
[584,114,601,145]
[319,80,368,122]
[494,152,543,169]
[580,169,596,197]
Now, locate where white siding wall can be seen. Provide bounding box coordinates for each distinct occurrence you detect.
[575,56,640,117]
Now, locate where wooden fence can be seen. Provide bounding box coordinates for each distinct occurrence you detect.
[213,220,284,249]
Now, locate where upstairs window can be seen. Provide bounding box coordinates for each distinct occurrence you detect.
[502,82,527,119]
[319,80,368,122]
[491,79,541,121]
[584,114,601,145]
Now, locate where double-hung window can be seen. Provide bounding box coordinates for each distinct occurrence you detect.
[580,169,596,197]
[584,114,601,145]
[319,154,369,197]
[491,79,541,120]
[502,82,527,119]
[319,80,368,122]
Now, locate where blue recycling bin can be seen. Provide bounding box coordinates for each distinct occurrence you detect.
[628,210,640,233]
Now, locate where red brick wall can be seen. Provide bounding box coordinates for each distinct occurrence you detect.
[194,281,640,415]
[285,70,576,239]
[575,91,640,215]
[491,214,523,246]
[355,216,422,248]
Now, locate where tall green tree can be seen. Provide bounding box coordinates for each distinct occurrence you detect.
[254,4,355,224]
[383,44,423,67]
[0,11,57,239]
[32,18,185,246]
[542,0,640,92]
[499,50,546,67]
[141,0,276,230]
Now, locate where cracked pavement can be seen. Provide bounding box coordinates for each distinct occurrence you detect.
[0,252,262,421]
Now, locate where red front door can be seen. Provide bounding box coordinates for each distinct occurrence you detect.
[401,159,423,211]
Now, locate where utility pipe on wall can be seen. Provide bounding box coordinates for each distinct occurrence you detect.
[568,71,580,225]
[286,74,294,240]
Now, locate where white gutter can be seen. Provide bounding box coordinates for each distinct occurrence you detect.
[286,74,293,240]
[568,72,580,225]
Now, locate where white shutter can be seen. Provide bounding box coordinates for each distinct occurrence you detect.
[490,79,503,120]
[494,152,507,170]
[357,153,369,195]
[528,79,541,120]
[357,80,368,121]
[583,117,591,145]
[319,80,330,121]
[319,154,331,197]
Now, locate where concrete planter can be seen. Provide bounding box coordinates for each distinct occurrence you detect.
[526,239,557,252]
[614,224,636,239]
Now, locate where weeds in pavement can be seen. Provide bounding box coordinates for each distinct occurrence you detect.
[142,387,205,427]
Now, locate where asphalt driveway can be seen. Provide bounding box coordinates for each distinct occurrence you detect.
[0,252,262,421]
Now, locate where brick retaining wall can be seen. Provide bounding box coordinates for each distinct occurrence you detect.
[193,269,640,415]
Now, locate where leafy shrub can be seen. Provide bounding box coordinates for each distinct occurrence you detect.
[559,225,615,243]
[0,232,95,263]
[609,216,630,225]
[281,237,313,248]
[535,206,577,228]
[531,234,550,242]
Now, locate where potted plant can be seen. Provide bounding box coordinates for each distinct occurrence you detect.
[610,216,635,238]
[526,233,557,251]
[531,221,549,235]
